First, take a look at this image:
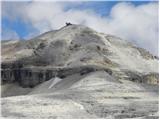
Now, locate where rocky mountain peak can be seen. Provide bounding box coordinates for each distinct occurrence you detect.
[1,24,159,119]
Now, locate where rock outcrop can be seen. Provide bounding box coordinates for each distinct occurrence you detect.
[1,64,112,87]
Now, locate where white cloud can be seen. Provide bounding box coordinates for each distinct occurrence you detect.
[2,1,159,55]
[107,2,158,56]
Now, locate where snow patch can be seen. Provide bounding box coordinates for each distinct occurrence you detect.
[48,77,62,89]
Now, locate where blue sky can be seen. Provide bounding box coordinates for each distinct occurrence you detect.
[1,1,159,55]
[65,1,153,16]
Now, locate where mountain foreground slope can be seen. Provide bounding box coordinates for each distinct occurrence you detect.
[1,24,159,118]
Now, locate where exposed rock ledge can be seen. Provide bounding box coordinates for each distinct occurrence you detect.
[1,63,112,88]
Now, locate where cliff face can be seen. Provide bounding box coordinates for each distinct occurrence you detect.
[1,64,112,87]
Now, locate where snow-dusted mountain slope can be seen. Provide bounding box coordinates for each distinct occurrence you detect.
[1,24,159,118]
